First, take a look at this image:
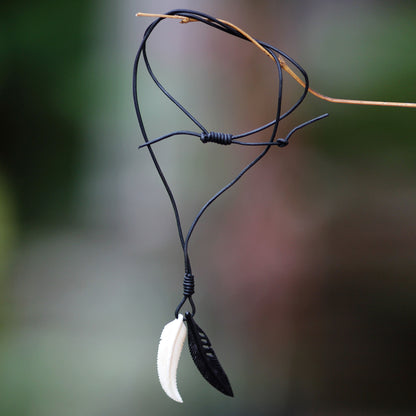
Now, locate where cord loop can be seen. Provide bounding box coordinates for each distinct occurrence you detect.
[132,9,329,322]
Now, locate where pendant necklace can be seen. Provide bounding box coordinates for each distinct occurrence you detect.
[133,9,416,403]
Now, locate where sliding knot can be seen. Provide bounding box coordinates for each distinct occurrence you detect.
[183,273,195,297]
[200,132,233,145]
[276,138,289,148]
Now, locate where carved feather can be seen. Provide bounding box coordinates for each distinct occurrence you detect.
[185,312,233,397]
[157,314,187,403]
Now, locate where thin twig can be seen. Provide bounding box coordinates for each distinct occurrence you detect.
[136,12,416,108]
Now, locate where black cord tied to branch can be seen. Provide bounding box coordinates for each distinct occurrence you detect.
[132,9,329,320]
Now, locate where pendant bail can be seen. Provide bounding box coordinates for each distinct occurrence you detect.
[175,273,196,318]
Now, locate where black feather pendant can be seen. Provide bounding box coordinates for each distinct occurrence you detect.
[185,312,233,397]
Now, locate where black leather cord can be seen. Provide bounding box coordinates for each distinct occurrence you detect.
[132,9,328,317]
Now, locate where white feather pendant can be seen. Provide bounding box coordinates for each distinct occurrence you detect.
[157,314,187,403]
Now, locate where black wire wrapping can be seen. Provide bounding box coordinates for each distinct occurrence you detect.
[200,132,234,145]
[132,9,328,318]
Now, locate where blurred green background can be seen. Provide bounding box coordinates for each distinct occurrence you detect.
[1,0,415,415]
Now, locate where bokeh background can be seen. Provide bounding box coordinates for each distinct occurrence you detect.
[1,0,415,415]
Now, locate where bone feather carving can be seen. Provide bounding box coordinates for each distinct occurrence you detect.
[157,314,187,403]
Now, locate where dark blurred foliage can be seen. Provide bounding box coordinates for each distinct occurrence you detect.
[0,1,92,227]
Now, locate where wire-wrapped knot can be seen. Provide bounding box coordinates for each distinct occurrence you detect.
[200,132,233,145]
[183,273,195,297]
